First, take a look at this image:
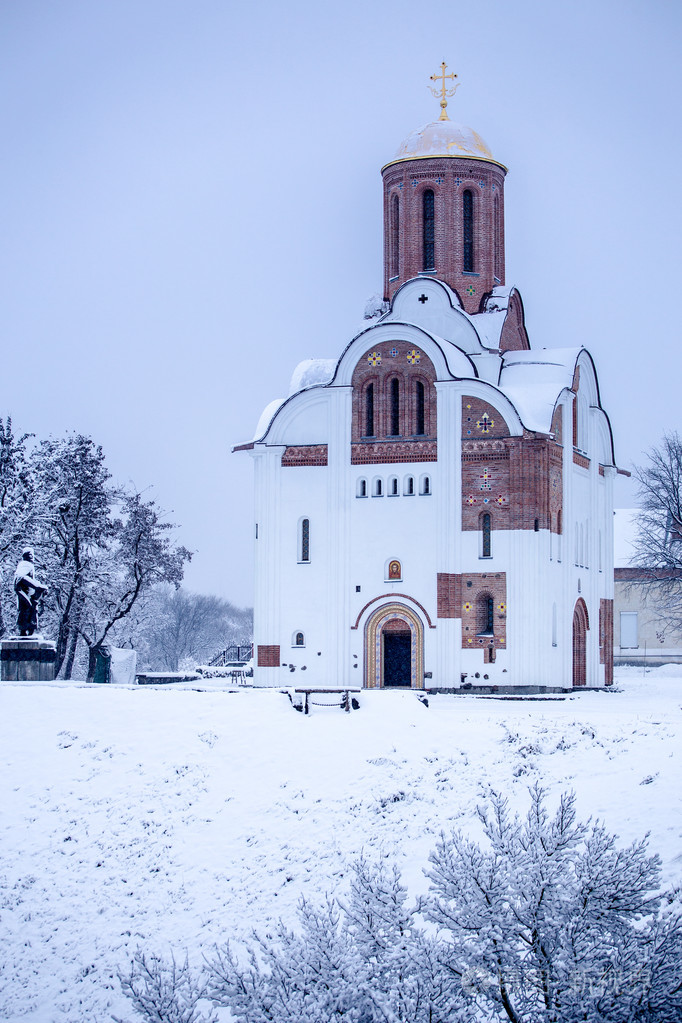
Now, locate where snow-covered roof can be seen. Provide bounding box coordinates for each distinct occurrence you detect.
[499,348,581,434]
[384,120,504,170]
[288,359,336,396]
[470,309,506,349]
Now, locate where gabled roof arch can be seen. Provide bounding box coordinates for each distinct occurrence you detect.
[380,277,484,355]
[332,321,478,386]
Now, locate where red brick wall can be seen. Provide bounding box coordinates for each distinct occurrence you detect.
[382,156,507,314]
[462,396,511,439]
[551,405,563,445]
[281,445,328,467]
[462,432,563,534]
[351,341,437,464]
[461,572,507,651]
[437,573,462,618]
[257,645,280,668]
[436,572,507,651]
[498,291,530,352]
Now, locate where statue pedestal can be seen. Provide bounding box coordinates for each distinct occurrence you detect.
[1,637,57,681]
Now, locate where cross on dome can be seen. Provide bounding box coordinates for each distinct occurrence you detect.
[429,61,459,121]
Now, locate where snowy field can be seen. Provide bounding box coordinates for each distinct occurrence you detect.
[1,668,681,1022]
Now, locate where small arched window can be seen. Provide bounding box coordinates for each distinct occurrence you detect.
[390,194,400,278]
[477,593,494,636]
[356,478,367,498]
[404,476,414,496]
[415,380,425,436]
[463,189,474,272]
[481,513,492,558]
[423,189,435,270]
[373,477,383,497]
[293,632,305,648]
[299,518,310,563]
[365,383,374,437]
[557,510,563,562]
[420,475,431,496]
[389,475,399,496]
[390,378,400,436]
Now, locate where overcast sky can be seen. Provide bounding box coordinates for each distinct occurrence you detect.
[1,0,680,606]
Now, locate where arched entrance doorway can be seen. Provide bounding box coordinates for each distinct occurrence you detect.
[364,602,424,689]
[572,598,589,687]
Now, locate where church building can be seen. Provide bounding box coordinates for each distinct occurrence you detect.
[236,66,617,690]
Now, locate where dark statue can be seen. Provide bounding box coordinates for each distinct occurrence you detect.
[13,547,48,637]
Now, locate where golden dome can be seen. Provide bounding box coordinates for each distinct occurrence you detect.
[383,120,505,171]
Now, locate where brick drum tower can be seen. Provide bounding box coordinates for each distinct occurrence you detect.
[237,65,618,692]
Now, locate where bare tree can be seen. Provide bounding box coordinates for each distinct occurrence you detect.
[632,431,682,630]
[78,493,191,682]
[143,587,249,671]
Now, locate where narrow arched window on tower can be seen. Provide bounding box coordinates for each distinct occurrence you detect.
[493,193,501,280]
[463,189,474,272]
[415,380,425,436]
[423,190,435,270]
[390,378,400,436]
[390,194,400,278]
[365,383,374,436]
[481,513,492,557]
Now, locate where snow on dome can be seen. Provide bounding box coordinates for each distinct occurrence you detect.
[288,359,336,396]
[387,120,501,166]
[253,397,286,441]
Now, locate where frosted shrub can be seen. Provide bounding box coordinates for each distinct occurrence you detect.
[206,857,463,1022]
[425,784,682,1023]
[114,951,216,1023]
[120,789,682,1023]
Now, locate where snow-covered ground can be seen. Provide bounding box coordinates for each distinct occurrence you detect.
[1,668,681,1022]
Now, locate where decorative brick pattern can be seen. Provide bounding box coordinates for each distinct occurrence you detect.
[438,571,507,653]
[351,440,437,465]
[351,341,437,445]
[600,598,614,685]
[461,396,511,439]
[437,573,462,618]
[573,451,590,470]
[381,158,507,314]
[257,645,280,668]
[281,445,328,467]
[462,436,563,533]
[460,572,507,651]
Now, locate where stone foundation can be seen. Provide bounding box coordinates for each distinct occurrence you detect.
[1,637,57,681]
